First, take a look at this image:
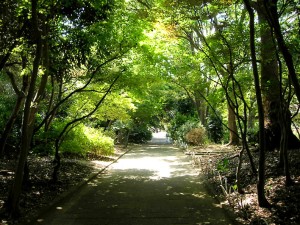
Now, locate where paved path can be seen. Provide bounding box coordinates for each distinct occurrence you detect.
[32,136,237,225]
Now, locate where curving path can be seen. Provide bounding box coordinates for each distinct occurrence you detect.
[31,133,237,225]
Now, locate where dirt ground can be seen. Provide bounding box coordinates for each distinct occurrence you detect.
[188,144,300,225]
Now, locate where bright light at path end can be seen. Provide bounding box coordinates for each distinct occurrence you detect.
[112,156,176,179]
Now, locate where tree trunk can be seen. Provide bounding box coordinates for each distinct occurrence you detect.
[6,46,42,218]
[265,0,300,104]
[6,0,44,215]
[257,7,280,126]
[257,0,300,152]
[194,93,207,126]
[244,0,271,208]
[236,147,245,194]
[247,96,256,130]
[6,39,42,216]
[278,105,293,186]
[227,102,239,145]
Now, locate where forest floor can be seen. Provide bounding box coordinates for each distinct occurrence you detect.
[0,144,299,225]
[0,146,128,225]
[188,144,300,225]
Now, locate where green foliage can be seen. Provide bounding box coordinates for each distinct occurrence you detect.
[60,124,114,157]
[217,158,229,173]
[33,121,115,157]
[168,115,207,145]
[128,124,152,144]
[207,112,224,143]
[113,120,152,144]
[168,113,192,141]
[176,98,196,116]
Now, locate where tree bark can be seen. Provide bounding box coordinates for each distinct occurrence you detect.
[257,0,300,152]
[227,102,239,145]
[194,92,207,126]
[264,0,300,104]
[257,5,280,126]
[244,0,271,208]
[6,34,42,217]
[6,0,45,215]
[236,147,245,194]
[278,105,293,186]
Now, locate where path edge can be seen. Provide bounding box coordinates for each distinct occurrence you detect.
[202,178,242,225]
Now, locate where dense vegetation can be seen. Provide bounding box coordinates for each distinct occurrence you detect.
[0,0,299,221]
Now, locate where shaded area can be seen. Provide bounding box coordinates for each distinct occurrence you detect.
[190,145,300,224]
[31,144,237,225]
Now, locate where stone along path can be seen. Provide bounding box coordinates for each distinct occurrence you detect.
[32,134,237,225]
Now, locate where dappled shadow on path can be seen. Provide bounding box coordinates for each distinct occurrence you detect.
[33,144,237,225]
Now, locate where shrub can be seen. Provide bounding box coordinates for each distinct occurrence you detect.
[60,124,114,157]
[185,127,207,146]
[168,118,206,146]
[177,120,199,143]
[168,113,197,141]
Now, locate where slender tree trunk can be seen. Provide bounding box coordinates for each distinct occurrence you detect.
[52,75,120,182]
[227,102,239,145]
[230,74,257,175]
[6,33,42,217]
[244,0,271,208]
[6,0,47,215]
[0,55,28,157]
[278,105,293,186]
[236,147,245,194]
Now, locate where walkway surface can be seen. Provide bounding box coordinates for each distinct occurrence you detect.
[32,132,237,225]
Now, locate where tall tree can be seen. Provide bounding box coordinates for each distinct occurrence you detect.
[5,0,115,215]
[6,0,43,215]
[264,0,300,103]
[244,0,271,208]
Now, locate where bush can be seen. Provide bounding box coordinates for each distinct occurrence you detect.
[177,120,199,143]
[168,113,197,141]
[185,127,207,146]
[168,117,207,146]
[60,124,114,157]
